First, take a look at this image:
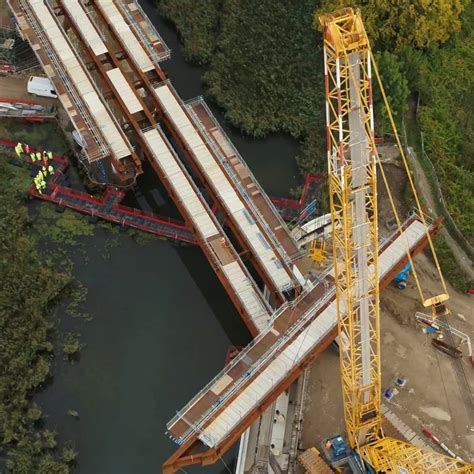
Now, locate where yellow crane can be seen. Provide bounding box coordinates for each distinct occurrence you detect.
[319,8,473,472]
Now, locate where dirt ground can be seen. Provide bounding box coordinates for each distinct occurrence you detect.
[300,156,474,463]
[0,75,57,106]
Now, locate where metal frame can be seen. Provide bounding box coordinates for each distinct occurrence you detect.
[361,437,473,473]
[321,8,381,448]
[162,217,443,473]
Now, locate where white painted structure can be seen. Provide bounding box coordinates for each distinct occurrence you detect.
[154,83,296,295]
[29,0,132,160]
[168,219,429,448]
[142,127,271,331]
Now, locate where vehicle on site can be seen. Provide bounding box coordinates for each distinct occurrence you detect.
[27,75,57,99]
[393,262,411,289]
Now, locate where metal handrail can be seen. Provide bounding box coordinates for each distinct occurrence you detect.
[19,0,109,161]
[152,126,273,318]
[187,96,294,241]
[168,273,335,445]
[167,216,428,443]
[114,0,171,64]
[185,99,298,271]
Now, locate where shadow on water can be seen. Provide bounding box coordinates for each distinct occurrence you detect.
[37,2,302,472]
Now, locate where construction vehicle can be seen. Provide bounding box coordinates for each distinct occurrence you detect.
[309,237,327,265]
[393,263,411,289]
[316,8,474,472]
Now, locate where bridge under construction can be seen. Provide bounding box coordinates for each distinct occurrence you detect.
[6,1,449,472]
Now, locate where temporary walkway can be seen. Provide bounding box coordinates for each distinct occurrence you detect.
[0,138,195,244]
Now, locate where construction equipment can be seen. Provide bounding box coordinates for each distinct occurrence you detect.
[416,311,473,362]
[392,263,411,289]
[318,7,474,472]
[309,237,327,264]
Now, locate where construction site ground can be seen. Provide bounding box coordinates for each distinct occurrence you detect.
[301,154,474,464]
[0,75,57,106]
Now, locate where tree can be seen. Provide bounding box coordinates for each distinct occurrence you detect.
[373,51,410,135]
[315,0,469,49]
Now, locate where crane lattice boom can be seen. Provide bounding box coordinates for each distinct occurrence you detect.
[321,8,381,449]
[320,7,474,472]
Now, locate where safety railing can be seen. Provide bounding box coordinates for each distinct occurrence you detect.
[167,268,334,445]
[18,0,109,161]
[187,96,294,242]
[115,0,171,64]
[184,97,303,272]
[152,126,272,317]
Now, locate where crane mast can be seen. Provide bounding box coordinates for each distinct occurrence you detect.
[319,8,474,472]
[321,8,381,449]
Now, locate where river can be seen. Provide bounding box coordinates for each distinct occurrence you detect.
[36,2,301,473]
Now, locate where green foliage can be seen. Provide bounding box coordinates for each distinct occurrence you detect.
[61,332,82,358]
[0,157,72,472]
[204,0,324,142]
[158,0,221,64]
[315,0,469,49]
[61,447,78,463]
[412,25,474,242]
[373,51,410,134]
[34,205,95,245]
[435,236,473,291]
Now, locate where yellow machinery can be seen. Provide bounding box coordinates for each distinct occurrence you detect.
[309,238,327,264]
[320,8,473,472]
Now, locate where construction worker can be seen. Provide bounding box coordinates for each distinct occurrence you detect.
[35,151,42,162]
[47,150,53,160]
[34,176,42,194]
[48,164,54,175]
[30,152,36,162]
[41,166,48,179]
[14,143,22,158]
[42,150,49,162]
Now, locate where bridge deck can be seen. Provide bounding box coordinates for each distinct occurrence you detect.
[95,0,155,72]
[99,0,170,65]
[185,97,303,263]
[21,1,134,163]
[142,127,272,331]
[154,82,298,296]
[166,218,430,448]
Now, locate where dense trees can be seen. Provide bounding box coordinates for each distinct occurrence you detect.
[0,157,73,472]
[315,0,469,49]
[203,0,325,139]
[373,51,410,134]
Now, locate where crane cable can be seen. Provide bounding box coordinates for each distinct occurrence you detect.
[336,45,428,309]
[338,42,448,307]
[368,47,449,300]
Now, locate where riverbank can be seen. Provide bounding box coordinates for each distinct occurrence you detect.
[0,148,75,471]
